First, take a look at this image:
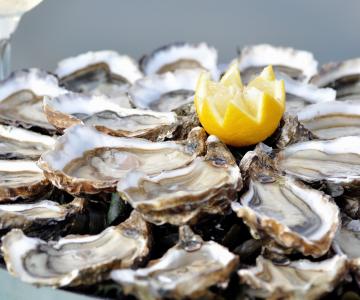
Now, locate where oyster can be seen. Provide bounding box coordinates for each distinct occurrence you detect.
[140,42,219,79]
[276,136,360,187]
[239,255,348,300]
[277,72,336,114]
[0,160,50,202]
[0,124,55,159]
[311,58,360,99]
[1,211,150,287]
[297,101,360,139]
[117,136,242,225]
[237,44,318,83]
[232,148,339,257]
[38,125,206,195]
[0,198,84,234]
[44,93,178,140]
[129,69,200,112]
[111,238,238,300]
[55,51,143,108]
[0,69,67,132]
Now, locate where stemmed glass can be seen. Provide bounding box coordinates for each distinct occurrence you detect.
[0,0,44,80]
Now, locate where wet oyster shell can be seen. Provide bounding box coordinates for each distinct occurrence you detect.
[297,101,360,139]
[237,44,318,83]
[38,125,206,195]
[239,255,348,300]
[276,136,360,187]
[140,42,219,79]
[44,93,178,141]
[311,58,360,99]
[111,240,238,300]
[1,211,150,287]
[0,160,50,202]
[0,198,84,234]
[117,136,242,225]
[129,69,200,112]
[232,148,339,257]
[0,124,55,159]
[0,69,66,132]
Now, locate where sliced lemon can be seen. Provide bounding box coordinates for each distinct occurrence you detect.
[194,63,285,147]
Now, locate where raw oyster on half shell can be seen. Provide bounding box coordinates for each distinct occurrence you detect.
[44,93,178,140]
[0,69,66,132]
[1,211,150,287]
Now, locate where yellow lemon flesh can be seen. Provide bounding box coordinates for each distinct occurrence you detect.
[194,63,285,147]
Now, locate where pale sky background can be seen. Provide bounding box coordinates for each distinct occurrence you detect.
[11,0,360,72]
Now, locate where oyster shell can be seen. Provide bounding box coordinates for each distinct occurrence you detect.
[239,255,348,300]
[0,198,84,234]
[0,69,67,132]
[129,69,200,112]
[1,211,150,287]
[117,136,242,225]
[111,239,238,300]
[277,72,336,114]
[232,148,339,257]
[237,44,318,83]
[0,160,50,202]
[44,93,178,140]
[0,124,55,159]
[276,136,360,187]
[38,125,206,195]
[311,58,360,99]
[140,42,218,79]
[297,101,360,139]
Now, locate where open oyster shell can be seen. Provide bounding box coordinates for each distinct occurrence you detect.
[276,136,360,187]
[277,72,336,114]
[111,239,238,300]
[38,125,206,195]
[117,136,242,225]
[140,42,218,79]
[1,211,150,287]
[0,69,67,132]
[44,93,178,140]
[239,255,348,300]
[237,44,318,83]
[0,124,55,159]
[297,101,360,139]
[0,160,50,202]
[129,69,200,112]
[232,148,339,257]
[311,58,360,99]
[0,198,84,234]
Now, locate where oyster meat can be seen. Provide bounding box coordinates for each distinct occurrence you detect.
[298,101,360,139]
[111,239,238,300]
[0,198,84,234]
[0,69,67,131]
[140,42,219,79]
[44,93,178,140]
[276,136,360,187]
[55,51,143,108]
[239,255,348,300]
[311,58,360,99]
[232,148,339,257]
[0,160,50,202]
[117,136,242,225]
[1,211,150,287]
[129,69,200,112]
[38,125,206,195]
[237,44,318,83]
[0,124,55,159]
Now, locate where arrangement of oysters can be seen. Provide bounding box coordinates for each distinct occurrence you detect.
[1,42,360,300]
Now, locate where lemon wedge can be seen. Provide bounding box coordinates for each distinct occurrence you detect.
[194,63,285,147]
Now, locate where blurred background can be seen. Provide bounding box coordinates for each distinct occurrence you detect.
[11,0,360,71]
